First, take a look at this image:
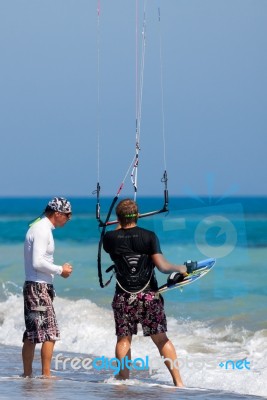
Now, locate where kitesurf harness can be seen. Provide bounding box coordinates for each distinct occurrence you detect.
[106,254,157,294]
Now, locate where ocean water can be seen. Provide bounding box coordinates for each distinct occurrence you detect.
[0,196,267,399]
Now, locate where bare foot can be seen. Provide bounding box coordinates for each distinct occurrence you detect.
[38,375,59,380]
[20,373,34,378]
[114,374,128,381]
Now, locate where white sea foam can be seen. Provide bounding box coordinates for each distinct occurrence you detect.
[0,293,266,397]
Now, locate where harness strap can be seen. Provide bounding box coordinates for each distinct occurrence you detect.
[116,268,153,295]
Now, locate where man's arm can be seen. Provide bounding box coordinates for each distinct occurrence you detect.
[152,253,187,274]
[32,230,63,275]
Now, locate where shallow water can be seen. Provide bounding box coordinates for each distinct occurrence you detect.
[0,196,267,398]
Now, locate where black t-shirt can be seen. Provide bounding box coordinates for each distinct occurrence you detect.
[103,226,162,292]
[103,226,162,258]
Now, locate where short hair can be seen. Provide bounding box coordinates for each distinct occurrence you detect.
[116,199,138,226]
[44,205,56,217]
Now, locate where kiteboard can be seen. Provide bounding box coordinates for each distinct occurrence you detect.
[158,258,216,294]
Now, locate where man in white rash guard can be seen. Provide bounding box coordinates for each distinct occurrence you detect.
[22,197,73,378]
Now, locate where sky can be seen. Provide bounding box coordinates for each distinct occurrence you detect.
[0,0,267,198]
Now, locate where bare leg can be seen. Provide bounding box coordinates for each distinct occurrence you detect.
[22,338,36,377]
[41,340,55,377]
[115,335,132,380]
[151,332,184,387]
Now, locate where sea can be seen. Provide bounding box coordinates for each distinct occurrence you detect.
[0,196,266,400]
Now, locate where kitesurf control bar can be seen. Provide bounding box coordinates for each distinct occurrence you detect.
[98,170,169,227]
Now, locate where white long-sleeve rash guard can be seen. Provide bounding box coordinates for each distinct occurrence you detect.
[24,217,63,284]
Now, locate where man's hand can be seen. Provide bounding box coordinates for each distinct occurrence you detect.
[61,263,73,278]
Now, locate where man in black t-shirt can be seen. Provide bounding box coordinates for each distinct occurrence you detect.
[103,199,187,387]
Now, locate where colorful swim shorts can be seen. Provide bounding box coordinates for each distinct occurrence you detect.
[112,291,167,337]
[22,281,60,344]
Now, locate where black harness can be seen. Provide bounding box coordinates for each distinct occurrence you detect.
[109,254,155,294]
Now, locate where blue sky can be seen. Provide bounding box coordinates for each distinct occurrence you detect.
[0,0,267,197]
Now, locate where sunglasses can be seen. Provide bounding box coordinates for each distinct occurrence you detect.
[58,212,72,219]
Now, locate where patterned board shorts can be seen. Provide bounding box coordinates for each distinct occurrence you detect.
[23,281,60,344]
[112,291,167,337]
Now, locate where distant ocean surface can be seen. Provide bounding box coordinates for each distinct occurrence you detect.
[0,196,266,399]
